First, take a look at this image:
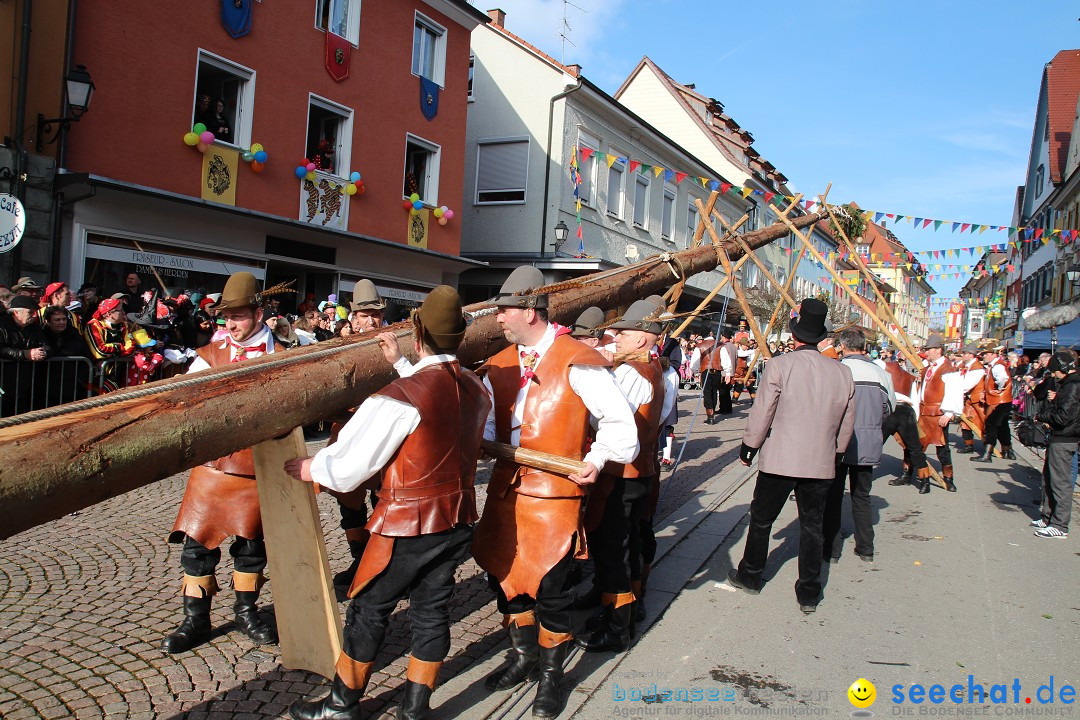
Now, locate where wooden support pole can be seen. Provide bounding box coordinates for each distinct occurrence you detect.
[668,193,730,311]
[739,244,807,382]
[481,440,586,476]
[669,253,751,339]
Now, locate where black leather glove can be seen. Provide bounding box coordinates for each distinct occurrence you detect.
[740,443,759,464]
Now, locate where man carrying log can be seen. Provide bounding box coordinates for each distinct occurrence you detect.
[882,357,928,490]
[472,266,637,719]
[576,299,666,654]
[916,333,963,493]
[284,286,488,720]
[955,342,987,456]
[162,272,286,653]
[975,342,1016,462]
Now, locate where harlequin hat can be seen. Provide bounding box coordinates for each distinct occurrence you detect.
[350,279,386,311]
[570,306,605,339]
[413,285,469,351]
[491,266,548,309]
[609,299,664,335]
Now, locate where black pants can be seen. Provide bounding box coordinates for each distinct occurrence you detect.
[822,464,875,559]
[702,370,721,413]
[345,524,473,663]
[984,404,1012,450]
[1040,441,1076,532]
[933,442,953,472]
[882,405,926,473]
[591,476,650,594]
[179,535,266,577]
[736,472,831,605]
[493,546,575,634]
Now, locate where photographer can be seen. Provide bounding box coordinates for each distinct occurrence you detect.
[1033,350,1080,539]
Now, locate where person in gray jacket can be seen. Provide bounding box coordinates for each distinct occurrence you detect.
[823,329,895,563]
[727,299,855,614]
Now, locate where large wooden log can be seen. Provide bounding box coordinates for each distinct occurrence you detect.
[0,211,824,539]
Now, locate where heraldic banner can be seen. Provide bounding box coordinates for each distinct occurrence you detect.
[407,208,429,249]
[202,146,239,206]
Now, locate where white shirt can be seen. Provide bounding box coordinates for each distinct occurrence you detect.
[187,324,275,373]
[989,360,1010,389]
[689,347,702,374]
[919,357,964,416]
[309,354,458,493]
[959,359,986,394]
[719,342,735,375]
[613,362,654,409]
[661,364,680,425]
[481,323,638,471]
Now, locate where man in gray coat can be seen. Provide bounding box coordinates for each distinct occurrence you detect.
[823,328,895,563]
[727,299,855,614]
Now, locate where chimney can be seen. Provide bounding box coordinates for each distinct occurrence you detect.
[487,8,506,26]
[565,64,582,77]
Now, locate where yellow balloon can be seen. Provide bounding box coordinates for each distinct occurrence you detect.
[305,171,316,181]
[346,183,358,195]
[250,143,264,153]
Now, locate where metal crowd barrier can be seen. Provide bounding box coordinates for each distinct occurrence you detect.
[95,356,188,392]
[0,356,95,418]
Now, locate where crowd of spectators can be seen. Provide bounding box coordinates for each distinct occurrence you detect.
[0,274,360,418]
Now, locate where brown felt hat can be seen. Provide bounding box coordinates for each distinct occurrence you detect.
[413,285,469,351]
[923,333,946,350]
[215,272,263,311]
[350,279,386,311]
[609,299,663,335]
[491,266,548,309]
[571,306,605,338]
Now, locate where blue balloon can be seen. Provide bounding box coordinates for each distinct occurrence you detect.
[350,171,362,182]
[412,200,423,210]
[295,166,307,178]
[254,150,268,163]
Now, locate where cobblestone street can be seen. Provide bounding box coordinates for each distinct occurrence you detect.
[0,391,750,720]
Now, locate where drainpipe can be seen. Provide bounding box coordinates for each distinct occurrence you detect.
[50,0,77,278]
[539,75,583,259]
[12,0,34,278]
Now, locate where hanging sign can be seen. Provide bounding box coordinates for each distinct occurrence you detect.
[0,194,26,254]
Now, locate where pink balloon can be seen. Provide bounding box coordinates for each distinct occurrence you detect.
[443,209,454,220]
[305,162,316,172]
[199,131,215,145]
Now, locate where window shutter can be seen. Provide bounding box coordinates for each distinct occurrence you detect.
[477,141,528,194]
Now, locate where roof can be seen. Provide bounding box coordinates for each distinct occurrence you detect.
[484,17,580,77]
[1045,49,1080,184]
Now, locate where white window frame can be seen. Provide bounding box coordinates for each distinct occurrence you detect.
[403,133,441,207]
[577,130,599,207]
[194,50,256,150]
[467,53,475,102]
[304,94,354,180]
[474,137,529,205]
[314,0,361,46]
[606,151,626,220]
[661,185,676,240]
[412,11,447,87]
[632,172,650,229]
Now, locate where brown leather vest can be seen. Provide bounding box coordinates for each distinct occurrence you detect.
[365,361,486,537]
[919,358,955,416]
[194,336,285,476]
[885,361,916,399]
[984,358,1013,405]
[962,359,986,404]
[605,358,664,479]
[483,333,610,498]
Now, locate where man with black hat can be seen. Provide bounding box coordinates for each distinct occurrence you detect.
[162,272,289,654]
[915,333,963,491]
[976,342,1015,462]
[727,298,855,614]
[576,298,666,654]
[472,265,637,718]
[955,342,987,455]
[285,286,488,720]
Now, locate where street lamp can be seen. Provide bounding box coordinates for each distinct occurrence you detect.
[551,220,569,253]
[1067,264,1080,289]
[36,65,95,152]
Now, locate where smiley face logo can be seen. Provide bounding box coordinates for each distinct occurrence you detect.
[848,678,876,708]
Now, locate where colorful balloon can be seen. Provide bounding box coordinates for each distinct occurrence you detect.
[438,217,448,226]
[196,142,209,153]
[242,151,255,162]
[346,183,357,195]
[305,171,316,181]
[295,166,307,179]
[250,142,264,153]
[403,200,414,210]
[306,162,317,173]
[356,183,365,194]
[443,209,454,220]
[433,207,444,218]
[192,123,207,135]
[251,161,265,173]
[350,171,362,182]
[183,132,199,146]
[199,131,215,145]
[412,200,423,210]
[254,150,268,163]
[409,193,420,203]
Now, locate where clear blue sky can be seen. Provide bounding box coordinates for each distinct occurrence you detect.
[474,1,1080,315]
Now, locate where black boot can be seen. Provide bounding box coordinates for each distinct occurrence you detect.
[632,573,648,624]
[291,674,367,720]
[917,473,931,494]
[575,597,632,653]
[974,445,994,462]
[956,444,974,454]
[1001,446,1016,460]
[890,465,913,486]
[532,638,570,719]
[397,680,434,720]
[234,591,278,645]
[485,618,539,691]
[162,595,212,654]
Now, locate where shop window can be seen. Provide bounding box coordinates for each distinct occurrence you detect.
[403,134,441,205]
[661,186,675,239]
[476,139,528,204]
[305,95,352,176]
[316,0,360,44]
[633,174,649,229]
[193,51,254,148]
[412,12,447,86]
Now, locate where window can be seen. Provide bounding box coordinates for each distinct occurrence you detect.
[686,203,699,249]
[467,53,475,101]
[305,95,352,176]
[193,51,255,148]
[607,156,625,218]
[1035,164,1045,197]
[632,174,649,228]
[577,133,598,206]
[316,0,360,45]
[403,134,441,205]
[661,187,675,239]
[476,139,528,203]
[412,12,447,86]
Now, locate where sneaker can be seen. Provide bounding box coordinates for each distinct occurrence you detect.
[1030,518,1048,529]
[1034,526,1068,539]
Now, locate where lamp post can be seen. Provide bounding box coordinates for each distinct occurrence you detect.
[550,219,569,254]
[36,65,95,152]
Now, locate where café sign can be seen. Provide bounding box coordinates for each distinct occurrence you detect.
[0,194,25,255]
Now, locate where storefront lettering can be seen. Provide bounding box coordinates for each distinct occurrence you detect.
[131,251,196,270]
[136,263,189,279]
[0,194,26,254]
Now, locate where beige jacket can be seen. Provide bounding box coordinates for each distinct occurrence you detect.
[743,346,856,479]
